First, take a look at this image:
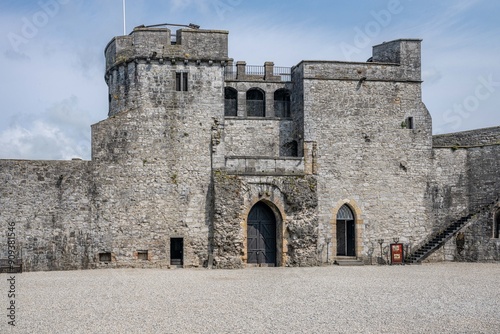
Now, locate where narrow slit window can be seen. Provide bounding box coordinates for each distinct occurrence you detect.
[407,117,414,130]
[495,211,500,239]
[176,72,188,91]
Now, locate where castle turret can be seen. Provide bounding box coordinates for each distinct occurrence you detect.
[104,26,229,116]
[91,26,229,268]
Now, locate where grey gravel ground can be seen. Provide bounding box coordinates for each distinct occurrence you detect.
[2,263,499,333]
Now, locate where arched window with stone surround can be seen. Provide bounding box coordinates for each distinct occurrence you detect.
[336,205,356,256]
[246,88,265,117]
[224,87,238,116]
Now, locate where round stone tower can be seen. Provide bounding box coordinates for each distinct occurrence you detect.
[90,26,229,268]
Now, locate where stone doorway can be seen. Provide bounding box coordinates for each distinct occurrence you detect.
[247,202,277,266]
[336,205,356,256]
[170,237,183,266]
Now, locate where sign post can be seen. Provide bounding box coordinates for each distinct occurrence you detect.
[390,243,404,265]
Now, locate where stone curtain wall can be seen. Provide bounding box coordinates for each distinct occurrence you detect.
[430,148,469,232]
[457,209,500,262]
[430,127,500,262]
[0,160,92,271]
[467,145,500,209]
[433,126,500,147]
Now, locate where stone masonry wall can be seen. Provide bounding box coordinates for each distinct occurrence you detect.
[91,61,225,268]
[430,148,469,232]
[433,126,500,147]
[106,27,229,116]
[297,54,434,262]
[0,160,92,271]
[212,171,318,268]
[88,27,229,269]
[3,27,499,273]
[429,133,500,262]
[224,119,294,157]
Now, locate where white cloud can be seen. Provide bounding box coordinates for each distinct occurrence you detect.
[0,96,92,160]
[0,121,87,160]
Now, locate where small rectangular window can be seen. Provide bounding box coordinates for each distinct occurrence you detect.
[176,72,188,91]
[137,250,149,260]
[406,117,414,130]
[99,252,111,262]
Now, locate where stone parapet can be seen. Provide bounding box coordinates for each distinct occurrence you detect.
[105,27,229,74]
[433,126,500,147]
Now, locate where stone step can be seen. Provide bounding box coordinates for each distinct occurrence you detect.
[334,259,364,266]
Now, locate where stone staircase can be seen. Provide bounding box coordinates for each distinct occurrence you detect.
[407,198,499,264]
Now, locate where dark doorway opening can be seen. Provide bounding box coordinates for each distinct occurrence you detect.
[170,238,183,265]
[336,205,356,256]
[247,202,277,265]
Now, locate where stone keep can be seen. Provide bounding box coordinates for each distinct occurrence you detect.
[0,26,499,271]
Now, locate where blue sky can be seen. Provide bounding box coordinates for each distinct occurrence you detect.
[0,0,499,160]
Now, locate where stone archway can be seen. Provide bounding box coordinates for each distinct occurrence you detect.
[331,200,364,260]
[247,202,277,266]
[336,204,356,256]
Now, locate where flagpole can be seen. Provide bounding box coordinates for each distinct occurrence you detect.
[122,0,126,35]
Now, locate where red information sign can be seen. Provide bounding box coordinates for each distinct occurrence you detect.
[390,243,404,265]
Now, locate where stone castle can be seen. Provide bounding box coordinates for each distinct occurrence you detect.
[1,26,499,271]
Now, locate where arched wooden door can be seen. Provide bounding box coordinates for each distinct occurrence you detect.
[336,205,356,256]
[247,202,276,265]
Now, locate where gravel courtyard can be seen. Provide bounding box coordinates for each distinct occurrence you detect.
[2,263,499,333]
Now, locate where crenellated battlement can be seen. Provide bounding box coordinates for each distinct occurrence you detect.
[104,27,229,75]
[104,26,230,117]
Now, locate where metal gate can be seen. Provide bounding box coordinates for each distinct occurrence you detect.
[247,202,276,265]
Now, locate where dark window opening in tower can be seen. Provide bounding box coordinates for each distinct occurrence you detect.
[176,72,188,91]
[224,87,238,116]
[246,88,265,117]
[274,89,291,118]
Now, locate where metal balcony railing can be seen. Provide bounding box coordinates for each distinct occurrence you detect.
[224,64,291,82]
[273,66,291,81]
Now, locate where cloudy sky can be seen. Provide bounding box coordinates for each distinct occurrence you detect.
[0,0,499,160]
